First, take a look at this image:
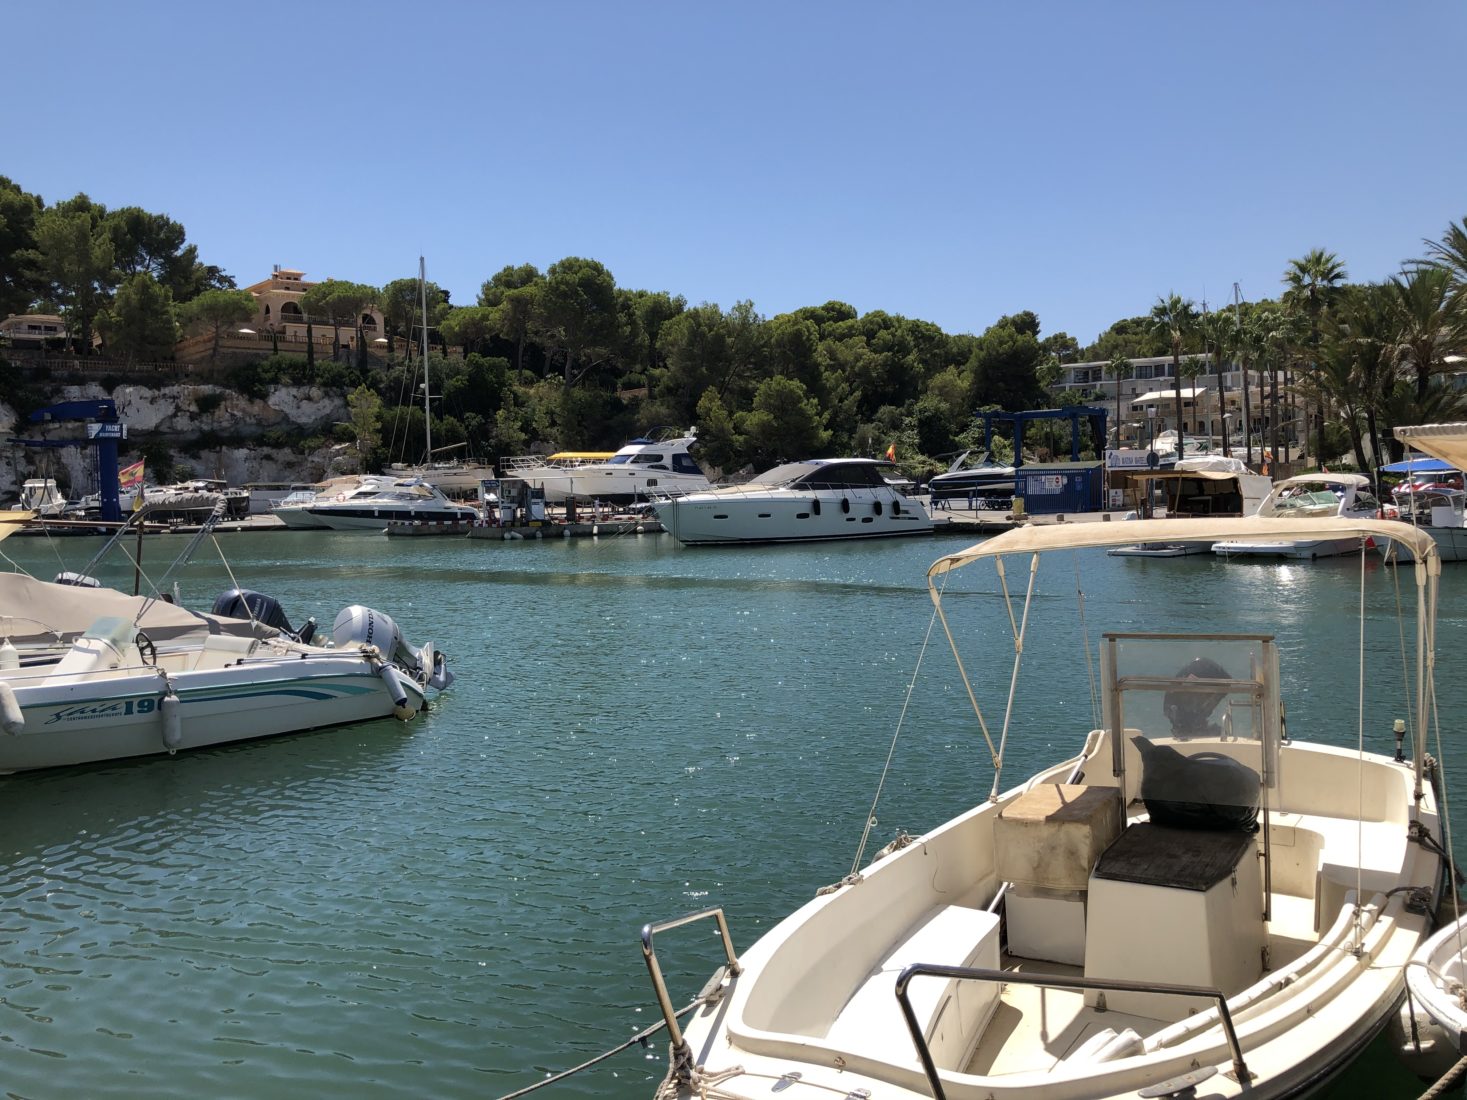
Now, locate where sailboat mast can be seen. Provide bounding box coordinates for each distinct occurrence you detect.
[419,256,433,461]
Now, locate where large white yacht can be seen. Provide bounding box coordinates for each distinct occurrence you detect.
[302,478,479,531]
[1212,472,1383,559]
[502,431,709,504]
[653,458,933,545]
[272,476,393,529]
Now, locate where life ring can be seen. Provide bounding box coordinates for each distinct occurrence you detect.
[336,493,347,502]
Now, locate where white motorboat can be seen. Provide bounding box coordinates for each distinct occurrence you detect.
[643,515,1445,1100]
[503,430,710,504]
[1212,473,1383,559]
[653,458,933,545]
[304,477,479,531]
[1110,456,1273,557]
[388,443,496,496]
[272,475,394,529]
[1383,487,1467,564]
[0,577,453,773]
[8,478,68,517]
[1406,914,1467,1059]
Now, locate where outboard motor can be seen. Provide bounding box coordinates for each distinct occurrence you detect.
[332,605,454,694]
[54,571,103,588]
[212,588,316,642]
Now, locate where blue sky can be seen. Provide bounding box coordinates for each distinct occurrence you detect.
[8,2,1464,349]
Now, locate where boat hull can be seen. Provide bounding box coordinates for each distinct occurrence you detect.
[1212,536,1370,559]
[306,506,478,531]
[527,469,710,505]
[655,491,933,545]
[0,660,421,772]
[1385,525,1467,563]
[272,505,332,529]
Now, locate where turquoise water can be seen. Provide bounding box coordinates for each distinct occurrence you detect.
[0,529,1460,1098]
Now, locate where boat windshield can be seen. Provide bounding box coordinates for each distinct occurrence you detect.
[749,462,891,489]
[1103,633,1280,831]
[80,616,136,652]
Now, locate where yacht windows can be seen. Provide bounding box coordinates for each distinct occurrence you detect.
[673,454,703,475]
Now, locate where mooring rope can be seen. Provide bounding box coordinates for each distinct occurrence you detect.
[1418,1055,1467,1100]
[493,996,702,1100]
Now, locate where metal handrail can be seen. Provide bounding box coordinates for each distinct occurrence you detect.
[894,964,1250,1100]
[640,907,741,1060]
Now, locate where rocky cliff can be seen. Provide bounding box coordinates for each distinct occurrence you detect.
[0,382,354,503]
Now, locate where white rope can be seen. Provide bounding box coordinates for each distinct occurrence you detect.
[849,572,946,877]
[1073,553,1100,730]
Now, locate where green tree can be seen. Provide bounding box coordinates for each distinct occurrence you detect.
[0,176,45,318]
[1423,217,1467,300]
[98,273,176,362]
[1103,354,1132,447]
[440,306,498,356]
[738,375,829,467]
[346,384,383,472]
[1388,265,1467,401]
[967,315,1047,411]
[537,257,621,385]
[181,288,256,364]
[302,279,377,360]
[35,200,115,353]
[1149,293,1199,453]
[1282,249,1348,458]
[693,389,742,474]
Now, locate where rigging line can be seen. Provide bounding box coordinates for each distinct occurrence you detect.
[1073,553,1099,730]
[931,567,998,769]
[990,552,1039,802]
[1390,555,1415,734]
[850,575,945,878]
[492,996,703,1100]
[1354,540,1367,953]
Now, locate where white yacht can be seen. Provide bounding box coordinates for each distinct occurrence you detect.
[1212,473,1382,559]
[8,479,68,517]
[653,458,933,545]
[272,476,392,529]
[503,431,709,504]
[303,478,479,531]
[642,515,1445,1100]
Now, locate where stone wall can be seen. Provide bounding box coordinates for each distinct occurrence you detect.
[1,382,354,503]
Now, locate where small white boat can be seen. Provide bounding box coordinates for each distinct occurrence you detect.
[1110,457,1273,557]
[503,430,710,504]
[0,578,452,773]
[1406,915,1467,1058]
[643,515,1445,1100]
[1212,473,1383,559]
[8,478,68,517]
[653,458,933,545]
[1383,487,1467,563]
[303,478,479,532]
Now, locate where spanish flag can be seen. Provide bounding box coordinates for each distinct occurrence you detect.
[119,459,145,488]
[885,443,896,461]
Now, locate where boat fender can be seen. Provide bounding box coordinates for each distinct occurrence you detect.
[0,638,17,671]
[840,498,850,514]
[0,682,23,735]
[873,500,883,516]
[811,497,821,516]
[160,691,182,752]
[892,499,901,515]
[378,664,417,721]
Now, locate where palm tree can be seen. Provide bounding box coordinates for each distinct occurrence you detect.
[1282,249,1348,460]
[1149,293,1199,455]
[1388,265,1467,401]
[1103,354,1132,447]
[1423,216,1467,295]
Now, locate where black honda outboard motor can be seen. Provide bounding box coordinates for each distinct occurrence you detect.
[211,588,317,643]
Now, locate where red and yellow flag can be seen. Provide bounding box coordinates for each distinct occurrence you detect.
[119,460,145,488]
[885,443,897,461]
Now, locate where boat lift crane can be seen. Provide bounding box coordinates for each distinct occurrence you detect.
[12,399,127,521]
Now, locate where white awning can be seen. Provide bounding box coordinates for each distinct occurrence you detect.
[927,516,1438,580]
[1394,423,1467,472]
[1130,387,1208,405]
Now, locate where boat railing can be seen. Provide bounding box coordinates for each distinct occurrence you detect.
[893,963,1250,1099]
[640,906,741,1067]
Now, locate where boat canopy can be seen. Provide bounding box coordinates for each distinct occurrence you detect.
[1394,423,1467,471]
[1274,471,1371,488]
[1126,469,1239,483]
[928,516,1438,580]
[0,573,276,647]
[1381,456,1458,475]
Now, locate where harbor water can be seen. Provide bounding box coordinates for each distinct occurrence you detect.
[0,528,1461,1098]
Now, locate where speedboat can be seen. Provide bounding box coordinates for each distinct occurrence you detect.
[1110,456,1273,557]
[0,579,453,773]
[272,476,391,529]
[502,430,709,504]
[653,458,933,545]
[642,515,1445,1100]
[927,451,1016,508]
[303,478,479,532]
[1212,473,1383,559]
[7,479,68,517]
